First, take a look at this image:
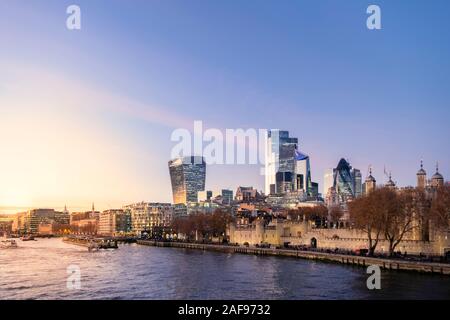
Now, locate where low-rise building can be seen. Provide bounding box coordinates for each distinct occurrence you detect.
[0,214,14,235]
[70,209,99,235]
[98,209,131,236]
[235,186,262,202]
[12,209,68,234]
[124,202,173,236]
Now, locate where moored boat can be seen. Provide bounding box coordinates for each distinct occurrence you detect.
[21,235,36,241]
[0,239,18,249]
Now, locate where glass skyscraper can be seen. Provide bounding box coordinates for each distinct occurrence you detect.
[265,130,315,196]
[168,156,206,204]
[265,130,298,194]
[352,168,362,198]
[326,158,362,204]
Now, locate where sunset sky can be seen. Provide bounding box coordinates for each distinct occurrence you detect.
[0,0,449,214]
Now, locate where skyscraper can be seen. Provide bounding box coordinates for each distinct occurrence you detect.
[325,158,361,205]
[168,156,206,204]
[294,150,312,195]
[265,130,298,195]
[352,169,362,198]
[334,158,354,202]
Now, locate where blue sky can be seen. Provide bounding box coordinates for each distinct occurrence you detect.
[0,0,449,211]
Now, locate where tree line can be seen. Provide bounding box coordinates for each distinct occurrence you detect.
[349,185,450,256]
[171,209,235,241]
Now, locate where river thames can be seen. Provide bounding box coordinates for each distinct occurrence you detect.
[1,238,449,300]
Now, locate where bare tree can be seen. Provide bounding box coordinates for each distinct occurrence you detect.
[430,185,450,230]
[328,205,344,228]
[349,193,383,256]
[382,188,416,256]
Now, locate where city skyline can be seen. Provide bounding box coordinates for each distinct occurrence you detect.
[1,0,449,213]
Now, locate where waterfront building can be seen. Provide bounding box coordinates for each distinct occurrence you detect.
[12,212,27,233]
[168,156,206,204]
[0,214,14,235]
[124,202,173,236]
[11,209,67,234]
[98,209,132,236]
[70,207,99,235]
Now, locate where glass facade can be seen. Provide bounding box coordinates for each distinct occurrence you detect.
[334,158,354,202]
[265,130,298,194]
[265,130,316,196]
[329,158,361,204]
[168,156,206,204]
[221,189,233,205]
[352,169,362,198]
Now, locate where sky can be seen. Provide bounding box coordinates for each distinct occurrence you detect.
[0,0,449,213]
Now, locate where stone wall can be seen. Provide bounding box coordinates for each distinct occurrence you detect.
[228,219,450,256]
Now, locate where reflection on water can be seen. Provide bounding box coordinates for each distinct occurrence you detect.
[0,238,449,300]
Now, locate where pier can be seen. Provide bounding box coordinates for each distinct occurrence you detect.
[63,237,119,250]
[137,240,450,275]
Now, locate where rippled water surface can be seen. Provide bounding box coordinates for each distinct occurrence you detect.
[1,238,449,299]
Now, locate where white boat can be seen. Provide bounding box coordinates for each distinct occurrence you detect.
[0,239,18,249]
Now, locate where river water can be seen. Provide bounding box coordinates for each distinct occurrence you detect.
[0,238,449,300]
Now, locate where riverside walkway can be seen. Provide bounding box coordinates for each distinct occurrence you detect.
[137,240,450,275]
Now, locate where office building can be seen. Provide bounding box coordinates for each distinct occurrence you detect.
[169,156,206,204]
[124,202,173,236]
[98,209,131,236]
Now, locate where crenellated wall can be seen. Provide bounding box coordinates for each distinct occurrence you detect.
[228,219,450,256]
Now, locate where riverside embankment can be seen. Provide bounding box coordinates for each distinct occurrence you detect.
[137,240,450,275]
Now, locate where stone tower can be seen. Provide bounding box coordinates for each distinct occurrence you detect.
[431,162,444,188]
[416,160,427,188]
[365,167,376,194]
[385,172,396,190]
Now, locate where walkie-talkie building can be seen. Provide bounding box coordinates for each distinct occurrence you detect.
[168,156,206,204]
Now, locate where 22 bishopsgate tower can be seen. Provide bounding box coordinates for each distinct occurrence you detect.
[265,130,317,197]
